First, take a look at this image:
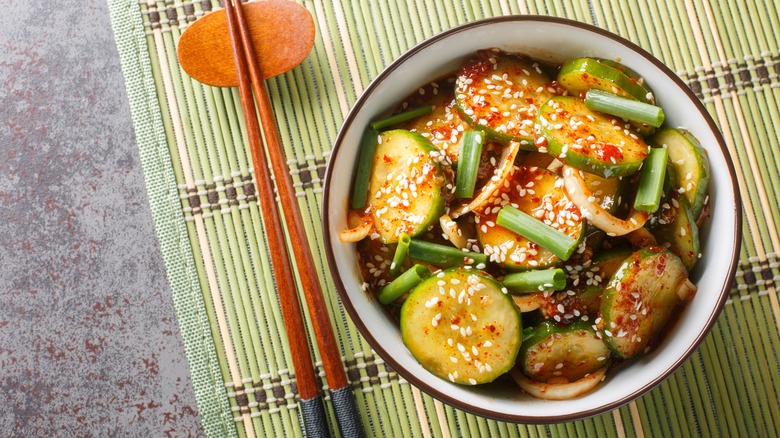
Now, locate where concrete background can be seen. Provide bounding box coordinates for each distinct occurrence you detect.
[0,0,204,436]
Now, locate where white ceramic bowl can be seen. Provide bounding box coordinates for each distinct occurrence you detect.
[323,16,741,422]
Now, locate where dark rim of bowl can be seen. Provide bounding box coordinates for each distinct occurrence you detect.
[322,15,742,424]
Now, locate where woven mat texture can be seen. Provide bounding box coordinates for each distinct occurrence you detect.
[108,0,780,436]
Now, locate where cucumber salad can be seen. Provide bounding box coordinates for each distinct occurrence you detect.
[340,49,710,400]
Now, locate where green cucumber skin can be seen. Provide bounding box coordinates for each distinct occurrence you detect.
[600,248,688,359]
[591,247,635,278]
[368,129,447,244]
[538,96,649,178]
[677,130,710,217]
[520,320,610,382]
[558,58,653,103]
[653,195,700,271]
[397,78,472,164]
[559,58,657,135]
[455,51,553,149]
[596,59,657,135]
[649,128,710,218]
[629,121,657,137]
[597,59,655,98]
[400,267,522,385]
[606,72,658,134]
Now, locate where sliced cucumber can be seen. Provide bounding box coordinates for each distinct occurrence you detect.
[600,248,689,359]
[649,128,710,217]
[579,172,624,253]
[572,248,632,316]
[576,285,603,316]
[569,229,606,266]
[653,194,700,271]
[597,59,655,99]
[455,50,555,148]
[582,172,624,215]
[591,247,635,279]
[558,58,653,103]
[559,58,657,135]
[520,151,555,169]
[536,285,600,323]
[400,268,522,385]
[367,129,448,243]
[595,59,657,135]
[398,77,472,165]
[520,321,610,383]
[476,165,584,270]
[542,248,633,322]
[537,96,650,178]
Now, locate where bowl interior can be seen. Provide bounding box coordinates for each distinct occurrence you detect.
[324,16,739,422]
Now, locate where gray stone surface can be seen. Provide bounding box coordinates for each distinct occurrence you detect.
[0,1,204,436]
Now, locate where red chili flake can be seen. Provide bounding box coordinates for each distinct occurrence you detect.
[597,143,624,162]
[655,254,667,276]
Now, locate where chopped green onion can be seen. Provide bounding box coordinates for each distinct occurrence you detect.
[454,131,484,198]
[496,206,578,261]
[503,269,566,293]
[378,264,430,304]
[389,233,411,276]
[585,89,665,128]
[350,128,379,209]
[370,106,433,131]
[408,239,487,268]
[633,147,668,213]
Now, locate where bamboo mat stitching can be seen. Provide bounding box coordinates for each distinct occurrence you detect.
[108,0,780,436]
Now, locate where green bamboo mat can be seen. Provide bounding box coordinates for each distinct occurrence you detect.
[107,0,780,436]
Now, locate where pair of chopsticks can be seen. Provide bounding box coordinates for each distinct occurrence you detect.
[223,1,364,437]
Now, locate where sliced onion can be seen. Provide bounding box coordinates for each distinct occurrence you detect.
[450,141,521,218]
[339,210,373,242]
[511,293,544,312]
[676,278,698,302]
[562,165,648,236]
[439,214,471,250]
[509,366,608,400]
[547,158,564,172]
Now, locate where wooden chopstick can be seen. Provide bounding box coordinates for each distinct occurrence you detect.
[221,1,323,433]
[224,1,365,437]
